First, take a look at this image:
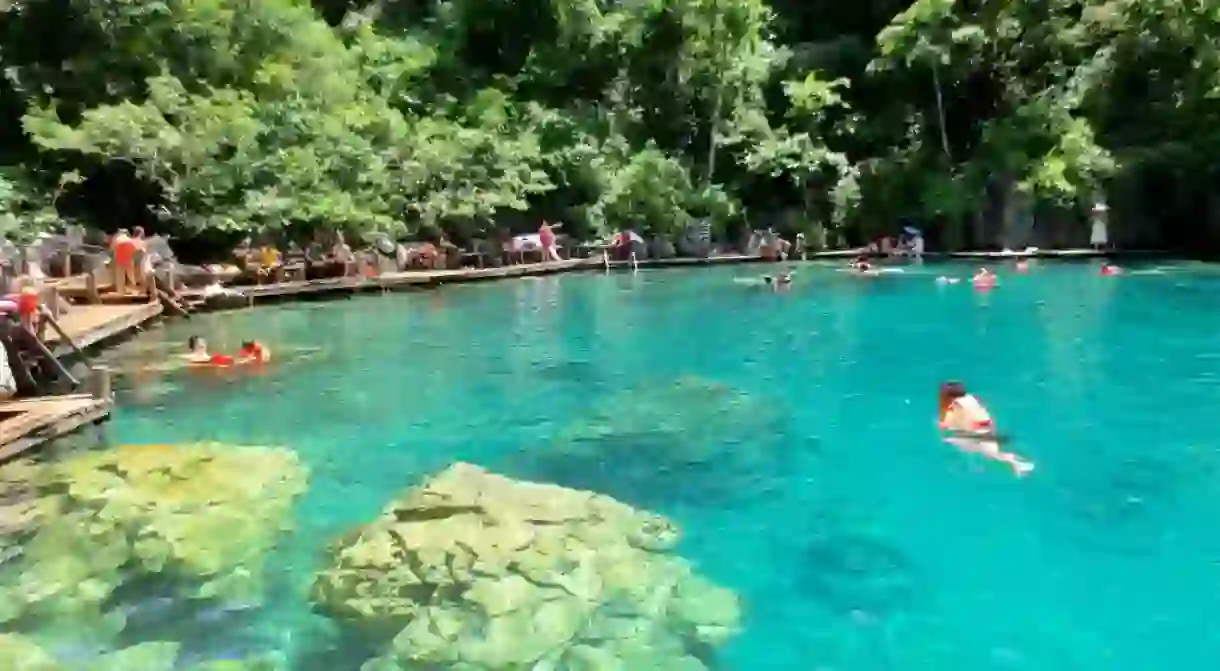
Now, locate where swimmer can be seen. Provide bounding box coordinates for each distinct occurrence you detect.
[938,381,1034,477]
[935,276,961,285]
[238,340,272,363]
[1015,260,1029,273]
[971,267,997,288]
[1100,262,1121,276]
[184,335,212,364]
[849,255,872,272]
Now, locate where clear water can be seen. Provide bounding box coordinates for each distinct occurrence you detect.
[30,261,1220,668]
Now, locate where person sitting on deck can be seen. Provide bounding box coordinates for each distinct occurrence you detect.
[256,244,282,282]
[2,279,45,337]
[237,340,272,363]
[609,230,643,271]
[333,232,355,275]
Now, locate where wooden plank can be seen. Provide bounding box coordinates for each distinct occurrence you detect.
[0,397,111,464]
[606,255,765,268]
[224,259,600,301]
[44,302,162,353]
[0,394,92,412]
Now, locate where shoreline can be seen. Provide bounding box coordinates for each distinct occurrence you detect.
[191,246,1172,312]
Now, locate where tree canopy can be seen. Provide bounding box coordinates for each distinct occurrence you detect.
[0,0,1216,251]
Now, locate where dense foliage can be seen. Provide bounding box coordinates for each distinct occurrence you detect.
[0,0,1217,251]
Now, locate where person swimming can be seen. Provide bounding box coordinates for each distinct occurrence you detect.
[185,335,213,364]
[1015,260,1029,273]
[1100,262,1121,276]
[850,255,872,272]
[971,267,997,288]
[185,336,269,366]
[767,271,794,287]
[238,340,272,363]
[938,381,1034,477]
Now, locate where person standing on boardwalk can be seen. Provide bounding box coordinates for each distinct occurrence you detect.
[1089,201,1109,251]
[539,220,562,262]
[110,228,138,295]
[132,226,150,292]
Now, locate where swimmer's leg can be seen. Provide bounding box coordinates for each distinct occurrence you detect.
[976,439,1035,477]
[946,437,1035,477]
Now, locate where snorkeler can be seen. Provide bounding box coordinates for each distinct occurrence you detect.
[938,381,1034,477]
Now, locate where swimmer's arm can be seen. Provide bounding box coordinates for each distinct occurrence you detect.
[938,406,959,431]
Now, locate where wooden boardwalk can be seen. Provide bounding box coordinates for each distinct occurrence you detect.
[214,258,600,303]
[945,248,1170,260]
[0,394,112,464]
[44,302,163,354]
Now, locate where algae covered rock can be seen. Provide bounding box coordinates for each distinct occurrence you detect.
[534,376,789,505]
[0,634,180,671]
[0,443,307,631]
[311,463,740,670]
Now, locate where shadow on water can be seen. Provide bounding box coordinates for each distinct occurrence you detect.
[501,428,813,511]
[794,529,922,621]
[532,359,600,384]
[494,376,812,510]
[1044,452,1209,557]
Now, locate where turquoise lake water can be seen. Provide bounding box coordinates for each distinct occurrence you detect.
[55,261,1220,667]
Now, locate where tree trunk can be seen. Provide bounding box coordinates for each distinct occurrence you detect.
[932,62,952,162]
[1000,181,1034,250]
[706,87,722,187]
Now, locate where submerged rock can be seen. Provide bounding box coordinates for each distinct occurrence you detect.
[311,462,740,670]
[0,634,181,671]
[0,443,307,635]
[0,633,278,670]
[528,376,790,506]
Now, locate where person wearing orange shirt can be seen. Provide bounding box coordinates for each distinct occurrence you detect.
[111,228,139,295]
[238,340,272,363]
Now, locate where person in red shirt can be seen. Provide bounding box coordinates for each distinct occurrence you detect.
[17,285,40,335]
[111,228,139,295]
[539,220,562,262]
[238,340,271,363]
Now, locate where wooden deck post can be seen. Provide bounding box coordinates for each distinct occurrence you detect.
[85,270,100,304]
[88,365,111,400]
